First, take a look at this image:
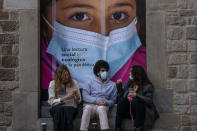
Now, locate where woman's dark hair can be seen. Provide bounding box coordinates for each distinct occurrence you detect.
[93,60,109,77]
[136,0,146,46]
[129,65,151,87]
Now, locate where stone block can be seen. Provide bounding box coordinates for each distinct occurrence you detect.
[193,17,197,25]
[174,93,189,105]
[187,79,197,92]
[180,9,197,16]
[9,11,19,21]
[171,79,187,92]
[0,91,12,102]
[167,40,187,52]
[191,116,197,125]
[190,93,197,105]
[168,53,187,65]
[191,106,197,115]
[154,113,180,130]
[174,105,190,115]
[178,0,197,9]
[189,66,197,78]
[188,40,197,51]
[182,115,191,126]
[181,127,192,131]
[13,92,38,131]
[1,46,12,55]
[12,45,18,56]
[19,10,39,92]
[4,0,38,9]
[0,69,15,81]
[0,127,6,131]
[168,27,183,40]
[190,53,197,64]
[2,56,18,68]
[177,65,189,79]
[0,81,18,91]
[0,104,3,112]
[0,21,18,32]
[0,34,18,45]
[168,67,177,78]
[0,11,9,20]
[154,88,173,113]
[192,126,197,131]
[0,114,11,126]
[160,2,177,12]
[4,102,12,116]
[186,26,197,40]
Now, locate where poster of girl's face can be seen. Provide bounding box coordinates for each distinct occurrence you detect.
[40,0,146,93]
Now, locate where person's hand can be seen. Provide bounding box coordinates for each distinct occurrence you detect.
[61,93,75,102]
[72,89,80,99]
[128,85,139,97]
[116,79,122,84]
[128,91,136,97]
[98,100,107,106]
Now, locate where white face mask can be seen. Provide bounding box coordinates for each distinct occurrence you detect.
[44,17,142,85]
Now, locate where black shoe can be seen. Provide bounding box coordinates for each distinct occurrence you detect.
[115,128,121,131]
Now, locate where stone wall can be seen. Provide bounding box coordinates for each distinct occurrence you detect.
[167,0,197,131]
[0,0,19,130]
[0,0,196,131]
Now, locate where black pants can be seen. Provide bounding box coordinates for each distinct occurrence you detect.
[115,97,145,129]
[50,105,77,131]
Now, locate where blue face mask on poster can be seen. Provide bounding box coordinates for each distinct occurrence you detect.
[44,17,142,85]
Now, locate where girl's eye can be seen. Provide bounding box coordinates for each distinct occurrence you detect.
[111,12,128,21]
[71,12,88,21]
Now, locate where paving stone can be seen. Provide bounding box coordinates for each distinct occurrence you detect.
[191,116,197,125]
[177,65,189,79]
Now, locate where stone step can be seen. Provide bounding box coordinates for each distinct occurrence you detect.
[40,102,134,130]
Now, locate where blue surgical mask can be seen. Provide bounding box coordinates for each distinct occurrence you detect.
[101,72,108,80]
[129,75,133,80]
[43,17,141,86]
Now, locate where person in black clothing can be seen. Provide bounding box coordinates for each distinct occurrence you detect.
[115,65,159,131]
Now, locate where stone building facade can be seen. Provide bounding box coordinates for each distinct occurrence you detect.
[0,0,196,131]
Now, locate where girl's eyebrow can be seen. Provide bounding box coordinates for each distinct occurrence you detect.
[109,2,134,9]
[64,4,96,10]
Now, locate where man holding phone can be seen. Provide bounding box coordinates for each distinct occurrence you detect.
[80,60,117,131]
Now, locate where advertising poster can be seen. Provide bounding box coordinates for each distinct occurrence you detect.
[40,0,146,100]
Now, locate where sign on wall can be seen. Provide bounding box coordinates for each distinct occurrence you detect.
[40,0,146,98]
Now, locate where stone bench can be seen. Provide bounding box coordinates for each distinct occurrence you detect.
[40,101,134,131]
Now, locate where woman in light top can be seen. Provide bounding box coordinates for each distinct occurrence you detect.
[48,65,81,131]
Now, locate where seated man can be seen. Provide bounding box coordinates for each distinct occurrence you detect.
[80,60,117,131]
